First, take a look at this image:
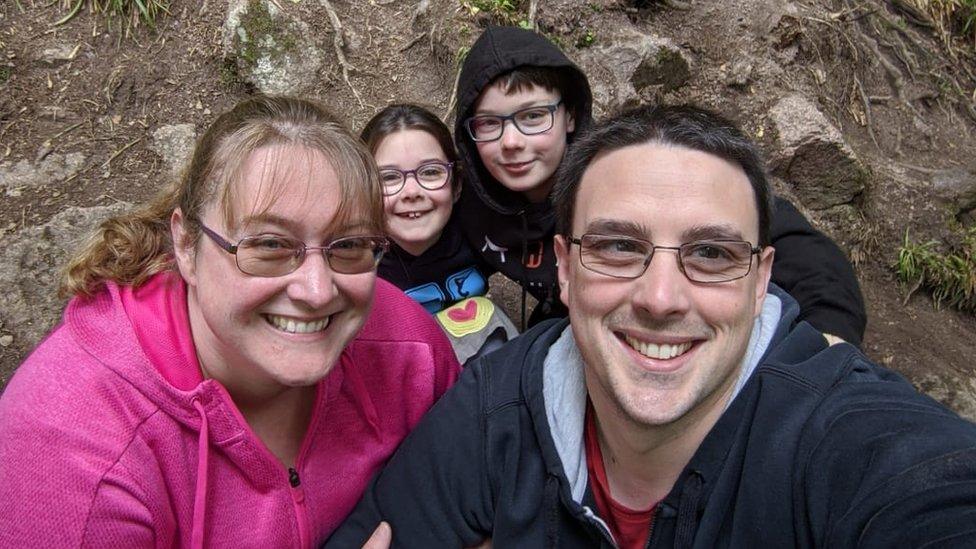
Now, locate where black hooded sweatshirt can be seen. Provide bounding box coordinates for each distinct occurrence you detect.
[452,25,591,327]
[453,25,866,344]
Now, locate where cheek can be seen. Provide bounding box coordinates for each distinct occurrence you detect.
[337,274,377,312]
[431,188,455,213]
[382,195,398,216]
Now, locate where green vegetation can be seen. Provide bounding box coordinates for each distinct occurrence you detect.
[461,0,525,26]
[55,0,169,30]
[921,0,976,48]
[576,29,596,48]
[896,226,976,313]
[0,67,10,85]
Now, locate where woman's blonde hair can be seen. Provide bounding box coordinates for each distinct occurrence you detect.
[61,95,384,297]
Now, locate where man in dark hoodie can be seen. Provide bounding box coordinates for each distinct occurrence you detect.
[452,25,867,345]
[326,104,976,549]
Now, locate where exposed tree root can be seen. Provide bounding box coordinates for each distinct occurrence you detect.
[319,0,364,108]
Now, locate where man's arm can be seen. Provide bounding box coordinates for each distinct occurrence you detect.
[325,363,495,548]
[800,375,976,546]
[769,196,866,345]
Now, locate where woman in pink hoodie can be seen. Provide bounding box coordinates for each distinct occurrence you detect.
[0,96,460,547]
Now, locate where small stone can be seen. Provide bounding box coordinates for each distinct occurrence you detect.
[0,335,13,347]
[150,124,197,177]
[35,44,79,67]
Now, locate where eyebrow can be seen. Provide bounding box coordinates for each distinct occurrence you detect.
[378,159,446,169]
[682,224,746,242]
[238,214,375,237]
[584,219,648,238]
[474,100,556,116]
[583,219,748,243]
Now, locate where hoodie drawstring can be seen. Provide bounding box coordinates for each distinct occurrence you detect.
[191,397,210,549]
[674,471,704,549]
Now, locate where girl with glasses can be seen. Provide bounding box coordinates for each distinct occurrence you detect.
[0,96,459,547]
[361,104,517,363]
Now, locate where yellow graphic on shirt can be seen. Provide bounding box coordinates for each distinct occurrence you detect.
[436,297,495,337]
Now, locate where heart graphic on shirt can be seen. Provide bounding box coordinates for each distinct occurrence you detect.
[447,298,479,322]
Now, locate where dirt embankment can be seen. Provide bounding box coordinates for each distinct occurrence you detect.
[1,0,974,416]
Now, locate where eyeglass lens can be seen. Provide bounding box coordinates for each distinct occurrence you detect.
[236,235,386,277]
[578,234,756,283]
[466,104,558,142]
[379,162,451,196]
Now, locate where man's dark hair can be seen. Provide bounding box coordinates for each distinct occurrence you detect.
[553,104,774,247]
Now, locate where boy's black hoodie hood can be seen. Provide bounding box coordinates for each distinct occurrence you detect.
[453,25,593,215]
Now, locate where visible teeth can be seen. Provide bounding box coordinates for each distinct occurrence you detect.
[624,335,692,359]
[266,314,330,334]
[401,211,425,219]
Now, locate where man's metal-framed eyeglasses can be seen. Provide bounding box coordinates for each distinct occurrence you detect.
[464,100,563,143]
[568,234,763,283]
[199,223,389,277]
[379,161,454,196]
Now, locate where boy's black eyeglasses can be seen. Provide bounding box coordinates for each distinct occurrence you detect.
[199,224,389,277]
[568,234,763,283]
[464,101,563,142]
[379,161,453,196]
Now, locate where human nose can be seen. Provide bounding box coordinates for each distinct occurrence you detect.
[630,248,691,318]
[399,171,424,198]
[286,248,338,309]
[499,118,525,149]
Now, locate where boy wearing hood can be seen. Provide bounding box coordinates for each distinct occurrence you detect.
[452,25,866,344]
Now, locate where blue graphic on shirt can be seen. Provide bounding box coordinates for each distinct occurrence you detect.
[403,267,488,314]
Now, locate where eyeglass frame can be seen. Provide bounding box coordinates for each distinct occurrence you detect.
[567,234,764,283]
[378,161,454,196]
[464,100,564,143]
[198,223,390,277]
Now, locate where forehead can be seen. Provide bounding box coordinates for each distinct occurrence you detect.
[373,129,447,166]
[474,82,559,114]
[225,144,346,235]
[573,143,758,242]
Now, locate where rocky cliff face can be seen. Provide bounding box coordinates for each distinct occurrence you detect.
[1,0,974,417]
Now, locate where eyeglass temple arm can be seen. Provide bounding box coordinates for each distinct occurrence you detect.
[199,224,238,254]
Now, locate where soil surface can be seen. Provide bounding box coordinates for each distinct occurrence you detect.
[1,0,974,416]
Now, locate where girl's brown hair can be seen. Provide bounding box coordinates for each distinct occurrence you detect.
[62,95,383,297]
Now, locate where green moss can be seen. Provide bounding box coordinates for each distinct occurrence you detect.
[236,0,298,68]
[0,66,9,85]
[896,225,976,313]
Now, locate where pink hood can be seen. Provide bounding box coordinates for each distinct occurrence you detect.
[0,272,459,547]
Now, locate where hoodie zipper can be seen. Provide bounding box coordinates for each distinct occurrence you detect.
[288,467,310,548]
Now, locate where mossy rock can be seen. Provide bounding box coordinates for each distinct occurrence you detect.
[223,0,323,95]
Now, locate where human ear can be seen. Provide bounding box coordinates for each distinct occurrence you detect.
[565,108,576,134]
[753,245,775,317]
[554,234,571,307]
[170,208,198,285]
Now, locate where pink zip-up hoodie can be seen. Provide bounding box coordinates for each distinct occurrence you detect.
[0,272,460,547]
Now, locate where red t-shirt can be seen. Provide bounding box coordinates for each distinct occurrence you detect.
[585,402,657,549]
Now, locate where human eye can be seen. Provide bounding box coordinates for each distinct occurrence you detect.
[681,241,748,274]
[587,236,647,258]
[379,169,403,185]
[417,163,448,181]
[516,107,551,126]
[240,235,298,259]
[473,116,501,130]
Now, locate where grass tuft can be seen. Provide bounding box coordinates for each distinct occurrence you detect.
[896,226,976,313]
[917,0,976,49]
[56,0,169,31]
